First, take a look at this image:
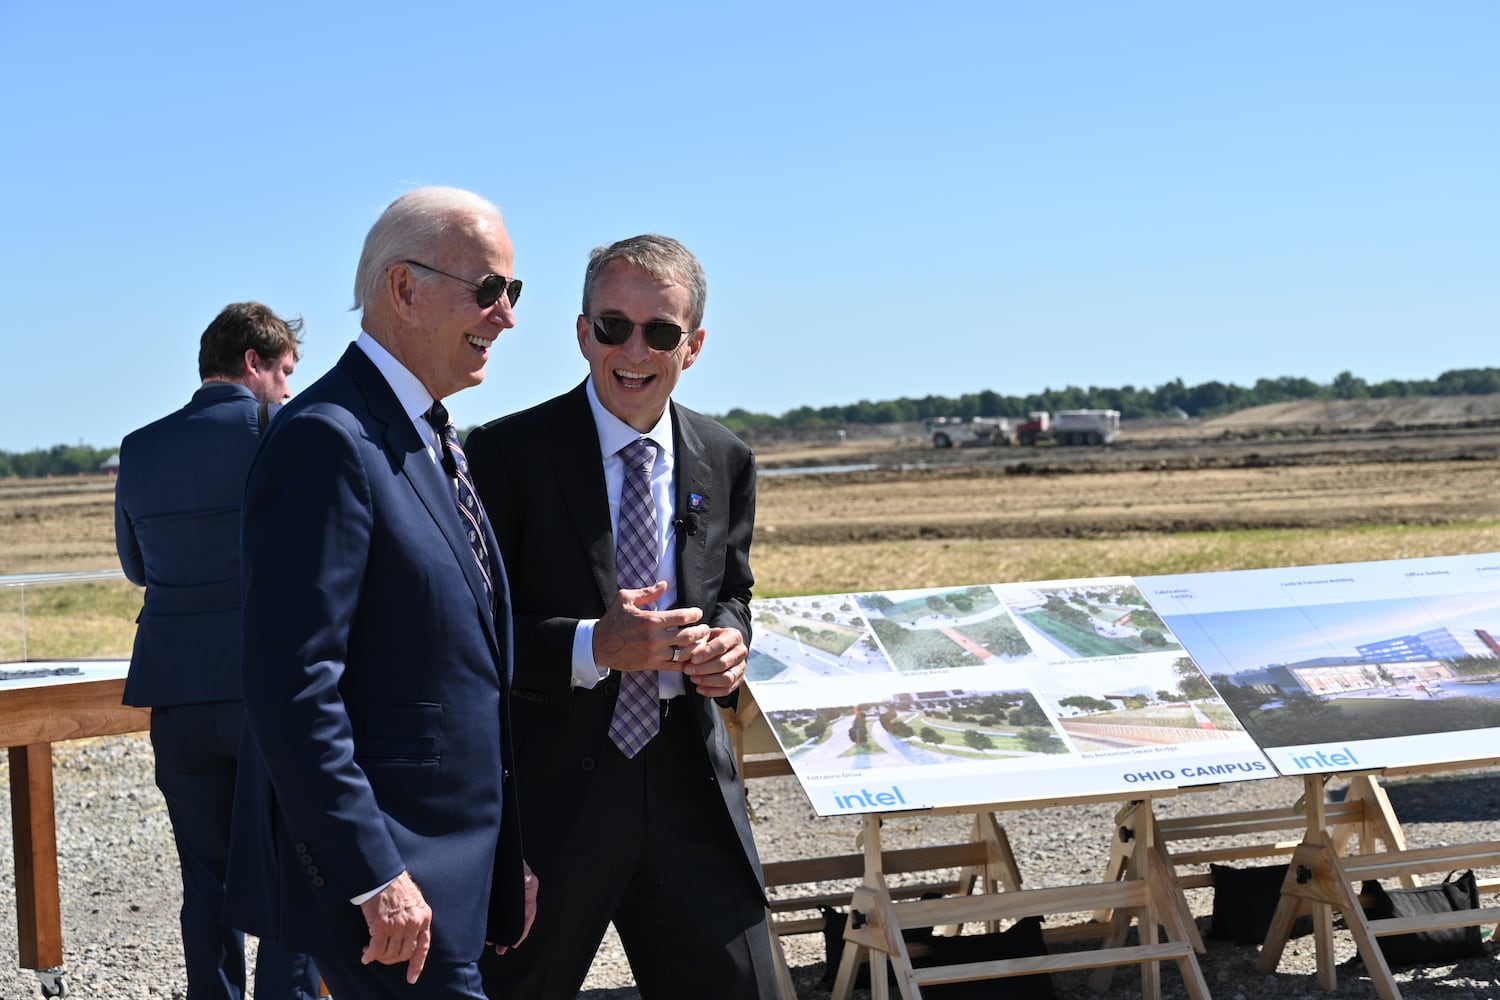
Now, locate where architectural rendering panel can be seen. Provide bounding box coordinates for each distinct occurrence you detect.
[1139,552,1500,776]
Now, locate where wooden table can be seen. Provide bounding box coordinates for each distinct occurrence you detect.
[1,661,148,997]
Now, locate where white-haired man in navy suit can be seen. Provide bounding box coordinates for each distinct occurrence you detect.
[225,187,536,1000]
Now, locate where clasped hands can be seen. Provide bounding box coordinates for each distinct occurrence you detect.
[593,581,748,699]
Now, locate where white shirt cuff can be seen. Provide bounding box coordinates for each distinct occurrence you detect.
[351,875,399,906]
[571,619,609,689]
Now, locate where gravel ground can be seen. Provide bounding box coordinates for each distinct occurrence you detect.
[2,735,1498,999]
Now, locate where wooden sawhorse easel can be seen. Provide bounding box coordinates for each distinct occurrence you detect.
[1256,763,1500,999]
[722,694,1025,999]
[827,794,1211,1000]
[723,691,1213,998]
[1103,773,1412,957]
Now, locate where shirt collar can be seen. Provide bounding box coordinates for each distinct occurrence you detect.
[585,377,674,461]
[194,381,254,400]
[356,331,434,423]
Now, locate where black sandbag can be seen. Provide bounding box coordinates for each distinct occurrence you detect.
[1360,869,1485,968]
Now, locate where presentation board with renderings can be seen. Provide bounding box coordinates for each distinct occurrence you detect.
[1140,552,1500,776]
[745,553,1500,815]
[746,578,1272,814]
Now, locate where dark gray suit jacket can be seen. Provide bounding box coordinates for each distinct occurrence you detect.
[465,380,765,894]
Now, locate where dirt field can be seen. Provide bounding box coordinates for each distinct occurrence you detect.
[2,397,1498,582]
[749,397,1500,544]
[2,397,1500,998]
[0,477,120,575]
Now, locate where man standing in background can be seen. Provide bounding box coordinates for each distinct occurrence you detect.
[225,186,535,999]
[114,301,319,1000]
[466,234,776,999]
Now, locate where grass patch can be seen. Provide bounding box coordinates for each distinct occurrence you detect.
[869,617,985,671]
[0,579,140,661]
[1246,694,1500,748]
[1091,707,1203,730]
[754,521,1500,597]
[1197,704,1244,728]
[1020,610,1134,657]
[760,619,862,656]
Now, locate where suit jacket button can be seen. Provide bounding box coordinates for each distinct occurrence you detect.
[306,865,319,876]
[580,757,595,772]
[294,842,309,854]
[299,853,314,865]
[311,875,326,887]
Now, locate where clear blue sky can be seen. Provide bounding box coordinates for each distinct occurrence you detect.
[2,1,1495,452]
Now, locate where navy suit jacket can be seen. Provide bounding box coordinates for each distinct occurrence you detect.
[115,382,266,707]
[224,344,525,965]
[464,381,764,895]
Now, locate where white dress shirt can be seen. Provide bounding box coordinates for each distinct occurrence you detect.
[570,378,686,698]
[354,332,446,469]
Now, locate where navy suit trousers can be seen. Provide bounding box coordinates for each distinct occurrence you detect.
[316,955,488,1000]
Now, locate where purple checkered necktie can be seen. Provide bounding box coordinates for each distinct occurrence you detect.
[425,402,494,609]
[608,437,660,758]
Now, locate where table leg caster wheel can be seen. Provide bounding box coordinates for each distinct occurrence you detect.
[37,968,67,998]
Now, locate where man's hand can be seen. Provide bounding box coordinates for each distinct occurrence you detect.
[360,870,431,984]
[491,861,540,955]
[679,626,748,699]
[593,582,705,671]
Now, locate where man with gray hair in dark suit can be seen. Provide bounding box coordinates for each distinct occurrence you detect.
[467,234,776,999]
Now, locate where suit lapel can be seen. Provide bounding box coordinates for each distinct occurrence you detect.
[406,439,501,652]
[542,387,716,615]
[671,404,714,613]
[548,384,617,611]
[342,347,501,652]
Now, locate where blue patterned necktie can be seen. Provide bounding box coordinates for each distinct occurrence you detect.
[425,402,494,609]
[609,437,661,758]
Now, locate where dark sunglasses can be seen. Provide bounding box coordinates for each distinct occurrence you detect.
[591,315,688,352]
[402,259,521,309]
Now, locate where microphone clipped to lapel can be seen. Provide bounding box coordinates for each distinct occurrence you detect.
[674,492,704,536]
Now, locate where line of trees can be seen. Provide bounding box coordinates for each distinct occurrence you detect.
[716,367,1500,435]
[6,367,1500,478]
[0,443,117,479]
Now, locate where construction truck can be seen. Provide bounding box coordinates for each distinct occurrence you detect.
[926,416,1017,448]
[1048,409,1121,445]
[928,409,1121,448]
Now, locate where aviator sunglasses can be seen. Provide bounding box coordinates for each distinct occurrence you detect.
[590,315,689,352]
[402,259,522,309]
